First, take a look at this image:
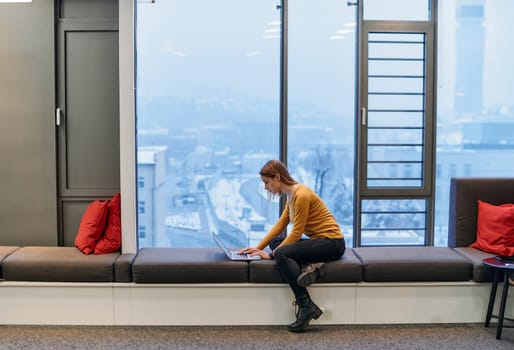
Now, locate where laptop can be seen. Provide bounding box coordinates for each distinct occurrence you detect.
[212,232,261,261]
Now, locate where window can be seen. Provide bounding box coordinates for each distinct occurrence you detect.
[361,199,425,246]
[136,0,280,248]
[363,0,431,21]
[365,32,427,189]
[131,0,514,249]
[434,0,514,246]
[357,1,435,246]
[287,0,356,247]
[136,0,356,248]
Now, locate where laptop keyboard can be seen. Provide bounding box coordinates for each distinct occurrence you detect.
[230,252,259,260]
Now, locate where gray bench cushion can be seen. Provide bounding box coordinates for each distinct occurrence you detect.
[454,247,494,282]
[0,246,20,279]
[249,248,363,283]
[2,246,119,282]
[114,253,137,282]
[132,248,249,283]
[353,247,473,282]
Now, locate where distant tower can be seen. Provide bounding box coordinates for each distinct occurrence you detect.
[455,0,484,117]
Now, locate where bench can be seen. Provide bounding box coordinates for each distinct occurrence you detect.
[0,177,513,325]
[1,246,133,282]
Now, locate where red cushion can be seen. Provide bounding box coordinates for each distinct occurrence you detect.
[94,192,122,254]
[75,200,109,255]
[470,200,514,256]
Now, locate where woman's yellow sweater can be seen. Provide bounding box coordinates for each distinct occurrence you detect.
[256,184,343,250]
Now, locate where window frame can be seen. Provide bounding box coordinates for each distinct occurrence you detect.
[354,0,437,246]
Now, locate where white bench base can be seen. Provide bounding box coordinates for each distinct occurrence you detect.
[0,281,511,325]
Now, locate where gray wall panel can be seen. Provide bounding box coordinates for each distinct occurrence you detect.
[61,199,113,247]
[61,201,89,247]
[65,31,120,191]
[60,0,118,19]
[0,0,57,245]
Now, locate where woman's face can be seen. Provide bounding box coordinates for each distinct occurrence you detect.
[261,174,281,195]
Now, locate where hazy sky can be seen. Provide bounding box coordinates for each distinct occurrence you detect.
[136,0,357,115]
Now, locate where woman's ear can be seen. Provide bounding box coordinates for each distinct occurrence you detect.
[275,173,280,182]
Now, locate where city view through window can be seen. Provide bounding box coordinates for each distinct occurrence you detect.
[135,0,514,249]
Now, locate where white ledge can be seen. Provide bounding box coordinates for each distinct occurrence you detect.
[1,281,512,325]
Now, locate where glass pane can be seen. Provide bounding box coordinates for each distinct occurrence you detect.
[136,1,280,248]
[369,43,424,59]
[367,141,423,188]
[435,1,514,246]
[368,162,423,186]
[368,128,423,145]
[369,77,424,93]
[364,0,431,21]
[368,111,424,128]
[367,179,423,188]
[368,94,424,110]
[288,0,356,247]
[369,60,424,76]
[368,145,423,162]
[369,33,425,42]
[361,199,426,245]
[366,31,426,189]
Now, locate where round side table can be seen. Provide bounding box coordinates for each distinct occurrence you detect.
[482,257,514,340]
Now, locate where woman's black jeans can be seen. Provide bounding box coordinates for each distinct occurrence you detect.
[272,238,345,301]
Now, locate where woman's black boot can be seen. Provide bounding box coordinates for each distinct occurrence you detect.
[288,297,323,332]
[297,262,326,287]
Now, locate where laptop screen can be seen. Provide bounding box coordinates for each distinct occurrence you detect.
[212,232,231,256]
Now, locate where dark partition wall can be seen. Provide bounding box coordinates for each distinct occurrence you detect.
[0,0,120,246]
[0,0,57,245]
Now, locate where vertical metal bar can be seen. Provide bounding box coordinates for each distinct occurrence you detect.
[422,0,437,246]
[277,0,288,220]
[279,0,288,167]
[353,0,363,248]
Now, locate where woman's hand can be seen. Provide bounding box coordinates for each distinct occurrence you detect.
[239,247,272,260]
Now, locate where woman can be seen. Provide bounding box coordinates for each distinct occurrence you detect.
[240,160,345,332]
